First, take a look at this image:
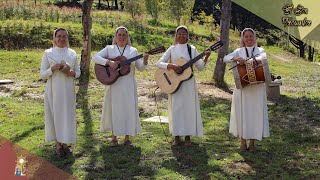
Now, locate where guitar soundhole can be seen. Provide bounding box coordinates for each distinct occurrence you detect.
[163,73,172,85]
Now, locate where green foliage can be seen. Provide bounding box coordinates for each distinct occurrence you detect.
[124,0,144,18]
[144,0,162,22]
[194,10,218,39]
[165,0,195,25]
[0,20,123,50]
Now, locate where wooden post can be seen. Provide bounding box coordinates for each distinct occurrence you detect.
[213,0,231,88]
[80,0,93,85]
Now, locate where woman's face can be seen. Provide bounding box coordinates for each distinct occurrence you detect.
[243,30,255,47]
[115,28,128,47]
[176,28,188,44]
[54,30,68,48]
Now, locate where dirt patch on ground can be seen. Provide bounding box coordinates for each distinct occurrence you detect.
[269,52,303,62]
[135,79,233,116]
[228,160,253,174]
[0,84,12,98]
[0,82,43,100]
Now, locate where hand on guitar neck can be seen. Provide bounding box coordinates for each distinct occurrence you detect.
[143,53,149,65]
[203,50,211,63]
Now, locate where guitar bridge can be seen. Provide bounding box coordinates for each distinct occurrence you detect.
[163,73,172,85]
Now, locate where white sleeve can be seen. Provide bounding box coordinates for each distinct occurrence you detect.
[258,48,267,59]
[134,49,146,71]
[156,46,172,69]
[223,49,240,63]
[40,53,53,80]
[194,48,206,71]
[92,47,109,66]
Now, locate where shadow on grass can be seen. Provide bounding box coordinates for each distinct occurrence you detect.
[36,144,76,175]
[156,94,232,179]
[11,124,44,143]
[195,91,319,178]
[74,76,156,179]
[163,143,229,179]
[239,94,320,179]
[98,144,154,178]
[216,92,319,178]
[75,76,103,179]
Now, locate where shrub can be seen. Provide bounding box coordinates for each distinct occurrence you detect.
[0,21,115,50]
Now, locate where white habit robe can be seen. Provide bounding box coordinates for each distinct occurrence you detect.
[40,47,81,143]
[224,46,269,141]
[92,45,146,136]
[156,44,206,137]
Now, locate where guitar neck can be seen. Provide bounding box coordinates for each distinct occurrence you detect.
[117,46,165,66]
[180,41,222,70]
[119,54,143,66]
[181,52,205,70]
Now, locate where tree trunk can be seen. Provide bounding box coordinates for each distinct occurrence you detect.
[80,0,93,86]
[213,0,231,88]
[115,0,118,10]
[98,0,101,9]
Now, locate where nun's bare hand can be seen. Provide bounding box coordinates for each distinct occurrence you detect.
[51,64,62,72]
[233,57,245,65]
[108,60,119,70]
[168,63,182,74]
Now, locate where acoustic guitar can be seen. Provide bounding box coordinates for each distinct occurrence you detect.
[155,41,223,94]
[95,46,165,85]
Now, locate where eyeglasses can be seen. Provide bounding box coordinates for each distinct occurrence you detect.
[117,33,127,37]
[56,35,67,39]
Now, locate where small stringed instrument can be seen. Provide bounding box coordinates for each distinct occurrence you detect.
[95,46,165,85]
[155,41,223,94]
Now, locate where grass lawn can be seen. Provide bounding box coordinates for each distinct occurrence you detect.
[0,45,319,179]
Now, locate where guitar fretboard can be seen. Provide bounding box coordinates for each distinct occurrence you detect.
[119,54,143,66]
[181,41,223,70]
[118,46,165,66]
[181,51,206,70]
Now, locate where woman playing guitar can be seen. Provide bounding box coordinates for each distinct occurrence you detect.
[92,26,149,146]
[156,26,211,146]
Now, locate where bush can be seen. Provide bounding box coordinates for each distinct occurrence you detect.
[0,22,116,50]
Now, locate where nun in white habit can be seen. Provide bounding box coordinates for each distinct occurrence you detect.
[40,28,81,156]
[156,26,211,146]
[223,28,270,152]
[92,26,149,146]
